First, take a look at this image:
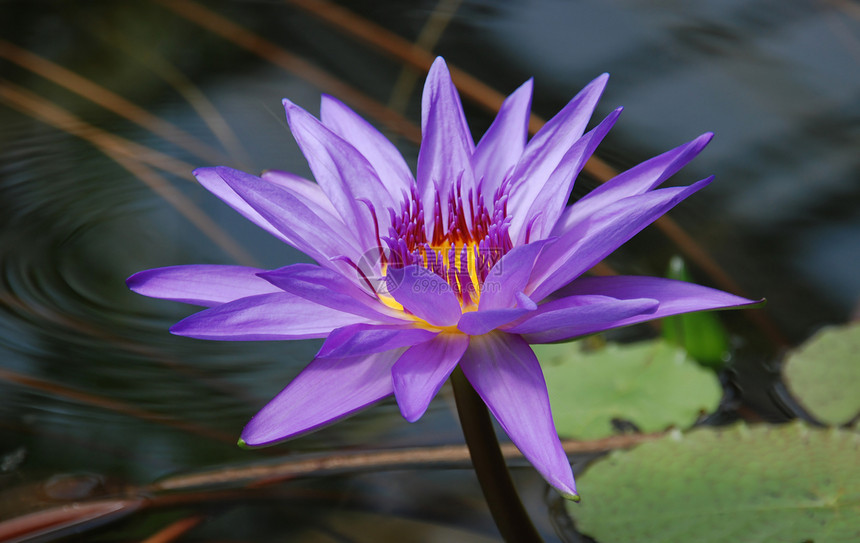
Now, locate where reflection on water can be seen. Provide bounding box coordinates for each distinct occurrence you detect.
[1,0,858,540]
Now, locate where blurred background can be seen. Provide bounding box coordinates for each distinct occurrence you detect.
[1,0,858,541]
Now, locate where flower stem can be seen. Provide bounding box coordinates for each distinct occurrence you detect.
[450,367,543,542]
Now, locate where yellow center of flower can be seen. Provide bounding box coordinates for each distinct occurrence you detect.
[355,177,513,317]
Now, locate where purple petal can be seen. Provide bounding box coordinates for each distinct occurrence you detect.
[169,291,373,341]
[260,169,339,217]
[479,239,552,311]
[514,108,622,243]
[317,323,439,359]
[417,57,476,238]
[529,177,713,301]
[554,133,714,234]
[385,265,462,327]
[194,167,291,245]
[556,275,762,328]
[457,297,535,336]
[284,99,394,247]
[258,263,405,323]
[240,349,403,446]
[392,333,470,422]
[504,294,659,343]
[215,166,361,268]
[507,74,608,214]
[460,332,577,498]
[127,265,281,307]
[320,95,415,192]
[471,79,533,197]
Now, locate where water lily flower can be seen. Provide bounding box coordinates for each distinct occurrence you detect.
[128,57,758,499]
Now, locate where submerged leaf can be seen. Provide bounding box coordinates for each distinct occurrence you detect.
[569,423,860,543]
[662,256,730,367]
[536,339,722,440]
[783,323,860,426]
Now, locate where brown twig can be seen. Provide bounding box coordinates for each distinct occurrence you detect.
[0,434,658,541]
[141,515,206,543]
[0,499,143,543]
[149,432,660,493]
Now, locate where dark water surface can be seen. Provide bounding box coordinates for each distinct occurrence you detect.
[1,1,858,541]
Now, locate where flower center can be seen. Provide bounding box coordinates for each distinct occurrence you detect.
[374,178,513,309]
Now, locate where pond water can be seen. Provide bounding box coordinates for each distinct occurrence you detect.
[1,1,858,541]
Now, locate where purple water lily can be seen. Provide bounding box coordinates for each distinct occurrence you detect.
[128,57,757,499]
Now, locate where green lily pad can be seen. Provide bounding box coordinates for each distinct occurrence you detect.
[783,323,860,425]
[569,423,860,543]
[536,339,722,440]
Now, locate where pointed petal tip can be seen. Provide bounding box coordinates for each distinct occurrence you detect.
[191,166,215,178]
[399,404,425,424]
[238,427,267,448]
[124,269,162,295]
[426,57,450,81]
[282,99,301,119]
[125,271,142,290]
[238,421,284,448]
[592,72,610,87]
[513,77,535,96]
[746,297,767,309]
[426,57,454,88]
[239,419,282,448]
[572,73,610,101]
[282,98,305,120]
[600,107,624,127]
[688,132,714,152]
[549,473,579,499]
[697,175,716,188]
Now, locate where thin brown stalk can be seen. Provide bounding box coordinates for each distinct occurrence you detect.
[0,499,143,543]
[149,432,660,493]
[154,0,421,144]
[0,80,257,266]
[0,367,235,444]
[141,515,206,543]
[387,0,463,114]
[105,32,255,169]
[0,434,659,540]
[285,0,549,138]
[0,80,195,179]
[0,39,226,165]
